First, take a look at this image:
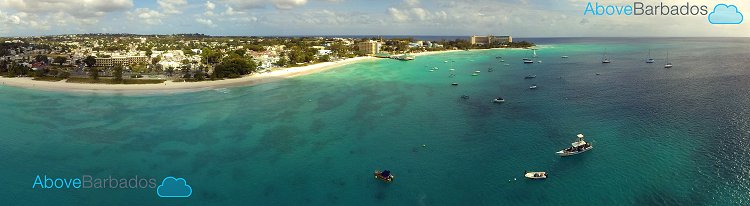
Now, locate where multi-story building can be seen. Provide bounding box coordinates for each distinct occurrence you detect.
[94,56,149,67]
[470,35,513,45]
[357,40,382,55]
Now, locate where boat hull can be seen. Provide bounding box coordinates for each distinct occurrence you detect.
[525,172,547,179]
[556,146,593,156]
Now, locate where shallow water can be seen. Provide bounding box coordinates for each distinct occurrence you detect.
[1,38,750,205]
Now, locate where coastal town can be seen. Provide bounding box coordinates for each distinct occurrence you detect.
[0,34,531,86]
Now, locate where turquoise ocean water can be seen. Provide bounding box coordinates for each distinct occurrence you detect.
[1,38,750,205]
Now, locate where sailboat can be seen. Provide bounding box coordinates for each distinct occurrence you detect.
[664,50,673,68]
[532,49,539,58]
[523,50,534,64]
[601,49,611,63]
[646,49,655,63]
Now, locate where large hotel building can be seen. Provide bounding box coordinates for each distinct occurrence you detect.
[470,35,513,45]
[94,56,149,67]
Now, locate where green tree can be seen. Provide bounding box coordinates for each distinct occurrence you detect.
[53,56,67,66]
[83,56,97,67]
[89,68,99,80]
[145,50,153,57]
[113,64,123,82]
[35,55,49,64]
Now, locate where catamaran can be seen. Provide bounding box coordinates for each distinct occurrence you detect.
[646,49,655,63]
[664,50,673,68]
[601,49,611,63]
[556,134,593,156]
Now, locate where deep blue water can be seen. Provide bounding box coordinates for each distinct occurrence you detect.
[1,38,750,205]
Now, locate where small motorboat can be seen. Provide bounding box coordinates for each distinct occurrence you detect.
[496,56,503,59]
[461,95,470,99]
[523,59,534,64]
[561,56,569,58]
[449,69,455,71]
[444,60,448,63]
[500,59,505,62]
[474,70,481,73]
[492,97,505,103]
[504,64,510,66]
[374,170,394,183]
[537,60,542,63]
[472,73,479,76]
[602,59,611,64]
[524,171,547,179]
[556,134,593,156]
[529,84,538,89]
[451,83,458,86]
[524,75,536,79]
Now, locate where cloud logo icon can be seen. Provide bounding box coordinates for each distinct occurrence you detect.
[708,4,743,24]
[157,177,192,198]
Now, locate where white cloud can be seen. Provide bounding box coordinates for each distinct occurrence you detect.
[206,1,216,10]
[196,18,215,27]
[158,0,188,14]
[404,0,419,7]
[388,8,409,22]
[0,0,133,18]
[215,0,309,10]
[128,8,165,25]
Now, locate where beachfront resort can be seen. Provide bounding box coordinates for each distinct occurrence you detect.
[0,34,532,90]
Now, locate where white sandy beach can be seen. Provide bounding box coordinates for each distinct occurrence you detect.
[0,49,502,94]
[0,56,379,94]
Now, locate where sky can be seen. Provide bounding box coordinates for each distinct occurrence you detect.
[0,0,747,37]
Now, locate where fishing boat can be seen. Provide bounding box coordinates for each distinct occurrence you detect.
[529,84,538,89]
[556,134,593,156]
[601,49,611,63]
[524,171,547,179]
[664,50,673,68]
[646,49,655,63]
[374,170,394,183]
[492,97,505,103]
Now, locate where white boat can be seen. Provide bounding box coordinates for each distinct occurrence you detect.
[561,56,569,58]
[537,60,542,63]
[474,70,481,73]
[646,49,655,63]
[472,73,479,76]
[500,59,505,62]
[664,50,672,68]
[451,83,458,86]
[523,59,534,64]
[492,97,505,103]
[524,171,547,179]
[556,134,593,156]
[529,84,538,89]
[532,49,539,58]
[601,49,611,63]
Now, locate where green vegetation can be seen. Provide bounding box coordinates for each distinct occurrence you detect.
[66,77,165,84]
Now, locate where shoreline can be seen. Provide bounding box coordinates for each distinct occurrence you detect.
[0,56,379,95]
[0,48,510,95]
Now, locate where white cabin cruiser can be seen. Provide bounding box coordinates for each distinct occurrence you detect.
[556,134,593,156]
